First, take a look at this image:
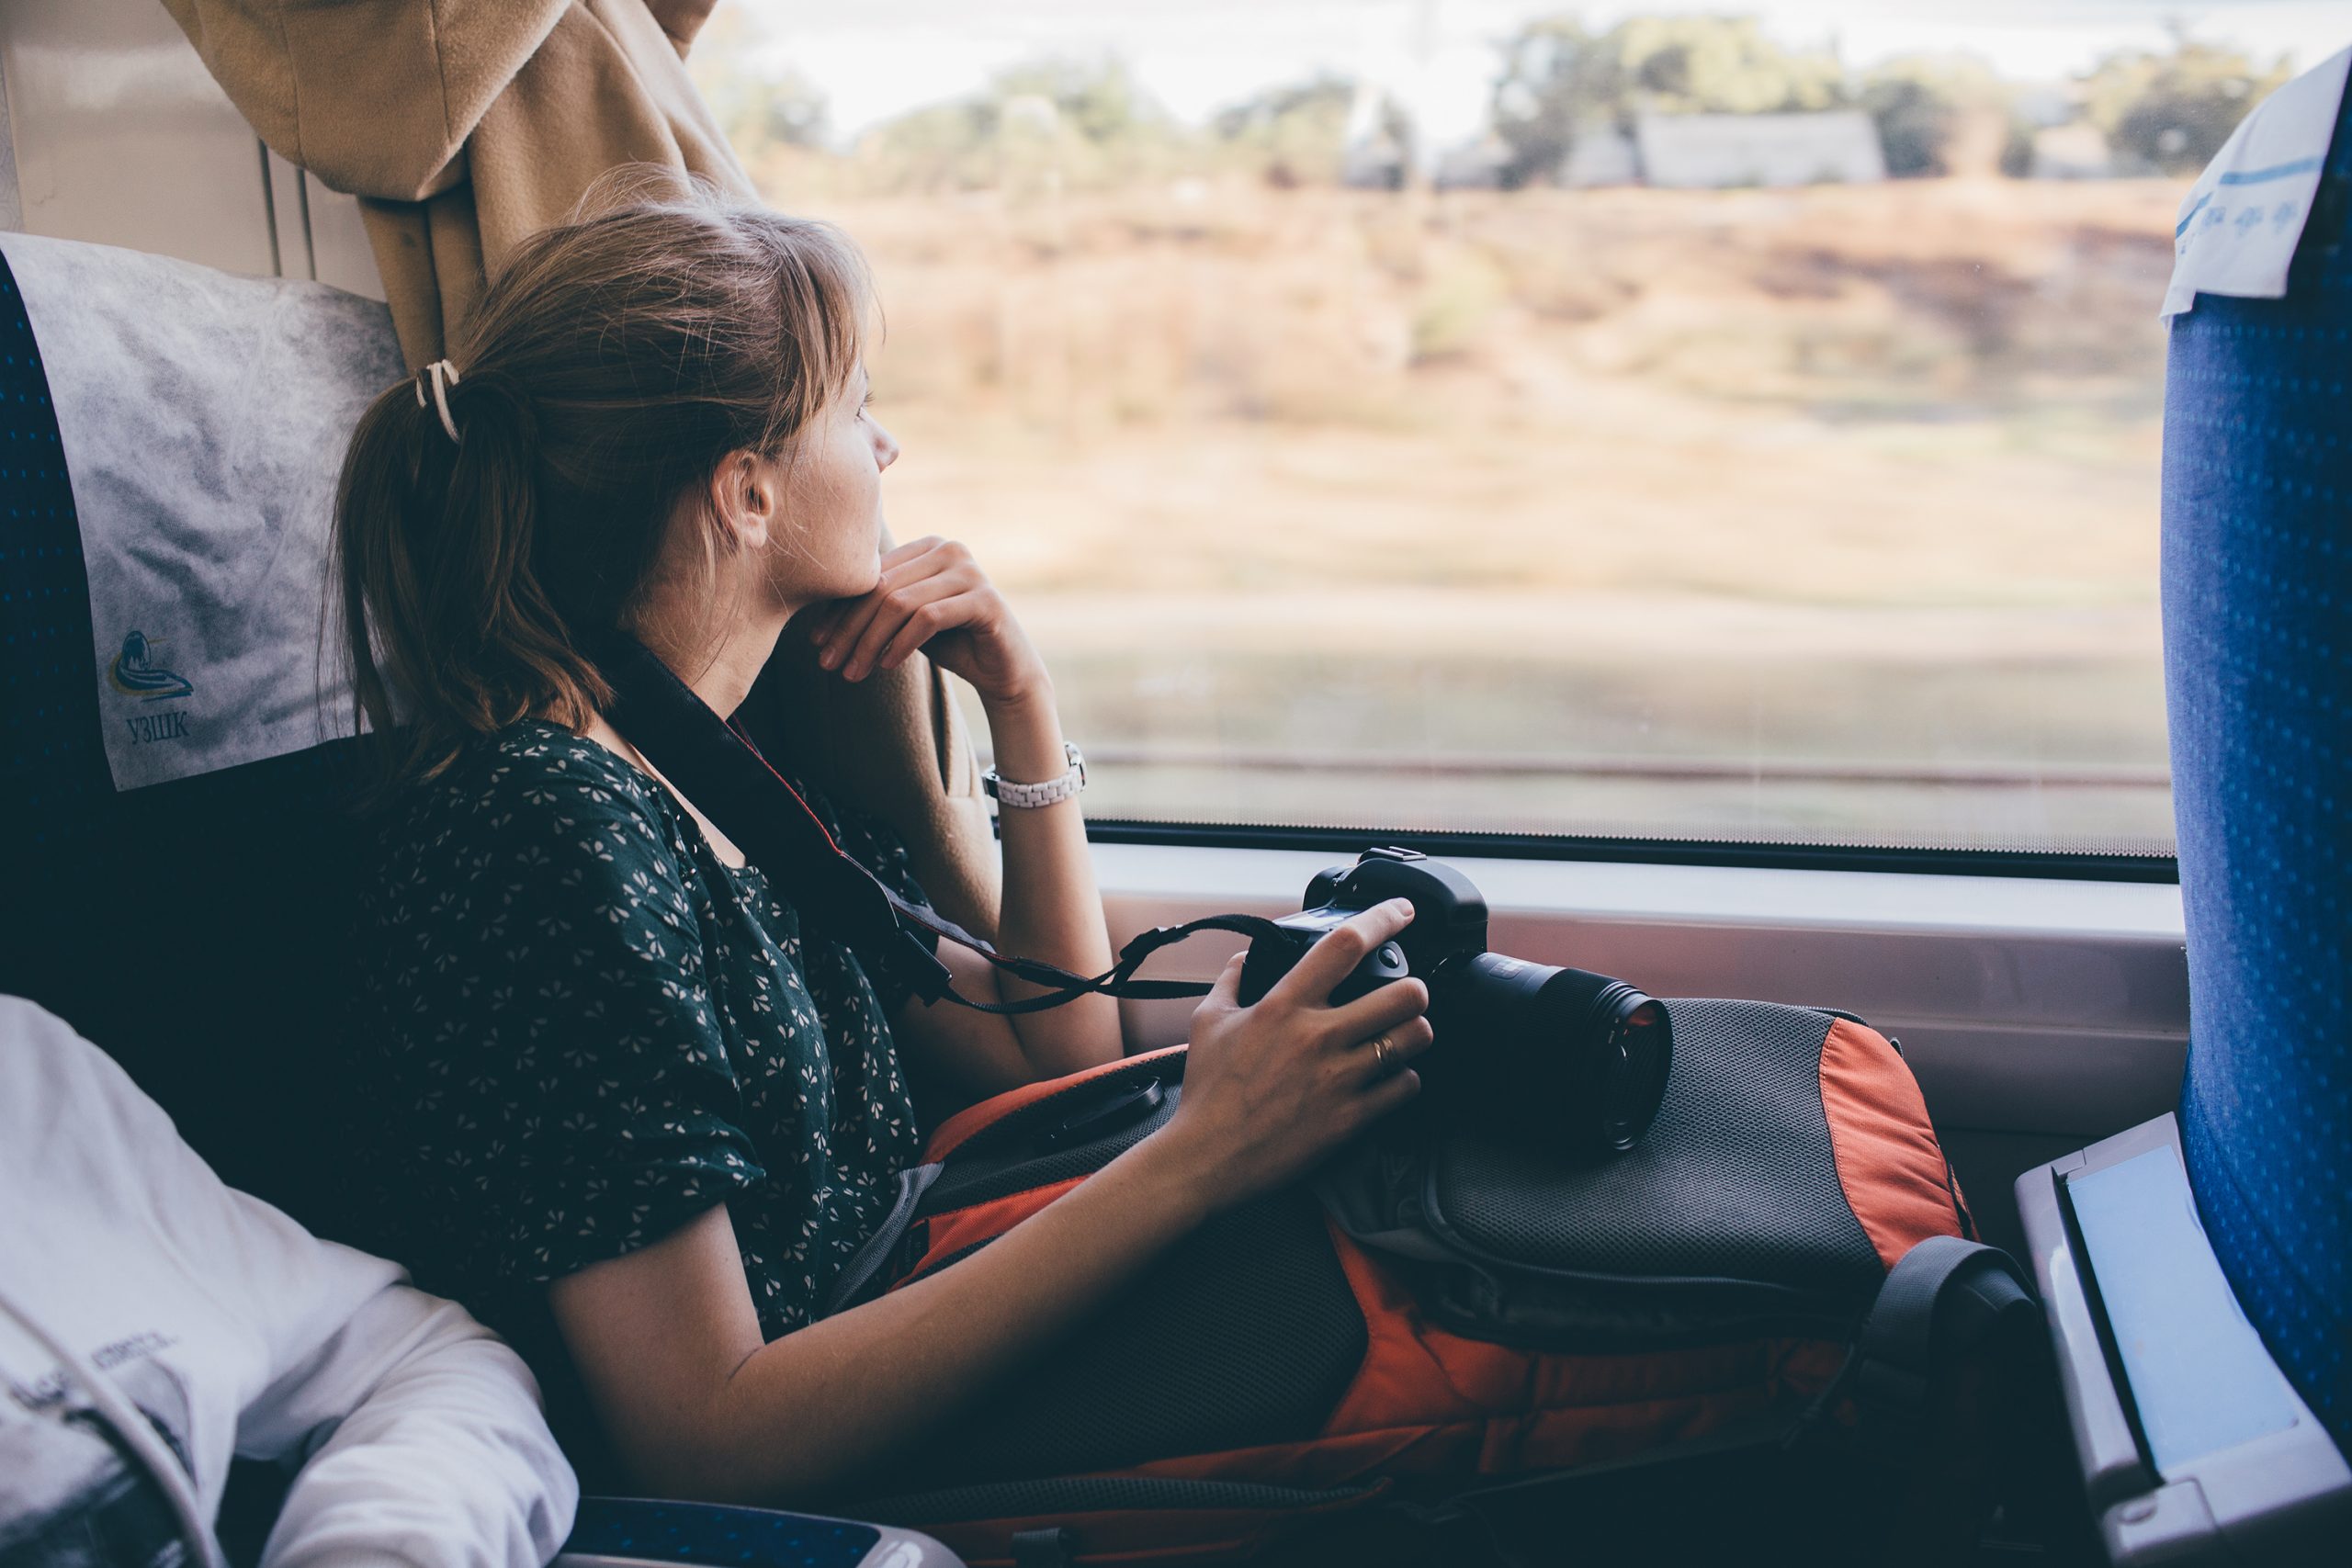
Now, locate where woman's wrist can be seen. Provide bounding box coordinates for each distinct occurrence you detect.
[1116,1120,1222,1228]
[979,678,1071,786]
[978,667,1056,721]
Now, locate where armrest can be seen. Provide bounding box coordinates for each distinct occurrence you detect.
[557,1495,962,1568]
[2015,1116,2351,1564]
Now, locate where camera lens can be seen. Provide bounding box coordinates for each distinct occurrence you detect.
[1589,984,1673,1154]
[1447,954,1675,1157]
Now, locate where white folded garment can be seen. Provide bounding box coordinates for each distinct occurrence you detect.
[0,231,399,788]
[2163,45,2351,319]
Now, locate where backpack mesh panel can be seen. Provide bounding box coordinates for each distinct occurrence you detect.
[876,1187,1365,1489]
[1430,998,1883,1293]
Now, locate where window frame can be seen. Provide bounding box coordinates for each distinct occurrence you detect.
[1079,818,2178,884]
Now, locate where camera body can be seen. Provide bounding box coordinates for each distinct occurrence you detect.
[1237,846,1482,1005]
[1238,847,1673,1158]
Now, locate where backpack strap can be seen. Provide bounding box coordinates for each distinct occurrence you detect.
[1849,1235,2038,1444]
[1773,1234,2037,1458]
[820,1160,945,1317]
[1009,1527,1075,1568]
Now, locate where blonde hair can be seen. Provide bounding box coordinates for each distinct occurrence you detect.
[332,173,870,781]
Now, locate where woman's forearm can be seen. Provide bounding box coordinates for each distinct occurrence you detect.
[557,898,1434,1510]
[980,681,1122,1075]
[695,1128,1214,1502]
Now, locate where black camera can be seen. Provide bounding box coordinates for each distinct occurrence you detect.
[1236,847,1673,1158]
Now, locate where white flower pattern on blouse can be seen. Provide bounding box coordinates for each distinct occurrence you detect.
[355,719,931,1347]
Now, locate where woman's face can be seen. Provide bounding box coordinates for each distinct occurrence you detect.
[767,364,900,609]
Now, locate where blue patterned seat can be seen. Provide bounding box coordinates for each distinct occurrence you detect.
[2164,92,2352,1451]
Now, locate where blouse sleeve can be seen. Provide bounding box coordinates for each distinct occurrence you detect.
[370,750,768,1288]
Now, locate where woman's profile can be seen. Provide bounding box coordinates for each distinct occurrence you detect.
[335,176,1435,1504]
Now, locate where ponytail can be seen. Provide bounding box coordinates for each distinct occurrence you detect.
[329,179,872,790]
[334,364,606,784]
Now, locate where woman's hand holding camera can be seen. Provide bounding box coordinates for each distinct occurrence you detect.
[1156,898,1434,1215]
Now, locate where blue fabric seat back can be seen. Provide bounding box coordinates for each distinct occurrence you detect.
[0,249,374,1240]
[2163,96,2352,1451]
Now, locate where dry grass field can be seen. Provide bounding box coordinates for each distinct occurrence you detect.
[765,167,2188,849]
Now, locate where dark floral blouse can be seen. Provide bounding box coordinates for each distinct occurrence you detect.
[349,717,936,1470]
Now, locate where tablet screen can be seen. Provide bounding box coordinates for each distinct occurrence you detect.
[2067,1144,2304,1474]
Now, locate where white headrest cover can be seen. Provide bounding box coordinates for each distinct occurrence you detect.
[0,231,403,789]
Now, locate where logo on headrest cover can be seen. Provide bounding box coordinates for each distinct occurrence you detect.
[107,629,193,702]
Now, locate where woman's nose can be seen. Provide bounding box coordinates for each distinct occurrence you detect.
[871,417,900,471]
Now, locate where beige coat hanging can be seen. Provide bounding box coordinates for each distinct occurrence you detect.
[159,0,1001,937]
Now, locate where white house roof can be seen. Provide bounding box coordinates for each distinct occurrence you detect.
[1634,111,1887,189]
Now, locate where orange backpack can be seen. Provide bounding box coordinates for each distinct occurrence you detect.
[828,999,2037,1566]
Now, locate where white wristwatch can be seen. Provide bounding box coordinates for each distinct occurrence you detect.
[982,742,1087,808]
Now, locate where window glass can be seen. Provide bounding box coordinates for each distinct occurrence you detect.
[697,2,2335,855]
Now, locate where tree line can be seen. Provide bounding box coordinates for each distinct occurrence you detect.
[696,12,2293,194]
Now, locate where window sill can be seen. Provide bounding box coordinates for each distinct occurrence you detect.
[1090,840,2188,1143]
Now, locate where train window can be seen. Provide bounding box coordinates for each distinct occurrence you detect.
[694,2,2330,863]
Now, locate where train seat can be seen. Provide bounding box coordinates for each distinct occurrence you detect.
[0,232,958,1568]
[2011,65,2352,1564]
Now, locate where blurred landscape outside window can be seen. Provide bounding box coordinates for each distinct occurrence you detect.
[695,1,2338,857]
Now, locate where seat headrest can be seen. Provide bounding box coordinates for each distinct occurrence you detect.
[0,231,400,790]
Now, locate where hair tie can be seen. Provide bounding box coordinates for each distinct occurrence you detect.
[413,359,463,443]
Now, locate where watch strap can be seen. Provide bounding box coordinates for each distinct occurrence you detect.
[985,742,1085,808]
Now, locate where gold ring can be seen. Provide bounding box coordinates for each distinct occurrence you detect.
[1369,1031,1395,1074]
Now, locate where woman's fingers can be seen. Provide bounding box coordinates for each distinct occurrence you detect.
[870,536,958,597]
[805,607,859,660]
[810,538,942,668]
[1200,953,1245,1010]
[1346,1016,1434,1086]
[816,586,898,672]
[810,598,873,666]
[1323,975,1430,1043]
[876,592,989,673]
[879,535,940,570]
[1264,899,1418,1011]
[831,566,974,680]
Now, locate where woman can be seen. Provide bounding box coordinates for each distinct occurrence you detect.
[338,180,1433,1505]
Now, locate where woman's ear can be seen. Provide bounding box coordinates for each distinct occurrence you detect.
[709,450,778,553]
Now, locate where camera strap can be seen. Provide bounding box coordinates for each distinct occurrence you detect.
[600,633,1290,1016]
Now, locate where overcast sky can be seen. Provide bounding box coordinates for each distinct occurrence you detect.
[715,1,2349,145]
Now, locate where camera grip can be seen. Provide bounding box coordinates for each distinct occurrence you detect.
[1237,923,1411,1009]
